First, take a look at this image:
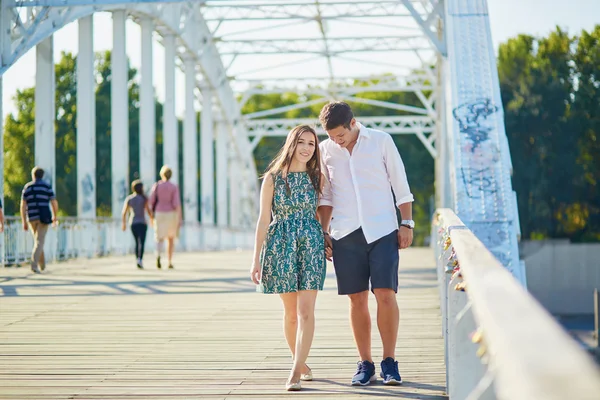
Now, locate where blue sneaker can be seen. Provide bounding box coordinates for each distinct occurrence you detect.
[351,360,376,386]
[380,357,402,385]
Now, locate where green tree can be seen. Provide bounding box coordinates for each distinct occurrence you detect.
[571,25,600,241]
[3,88,35,214]
[499,26,600,241]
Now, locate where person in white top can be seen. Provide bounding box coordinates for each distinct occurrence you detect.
[317,101,414,387]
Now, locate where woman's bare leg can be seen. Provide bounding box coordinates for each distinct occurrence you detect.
[166,237,175,266]
[289,290,318,382]
[280,293,310,374]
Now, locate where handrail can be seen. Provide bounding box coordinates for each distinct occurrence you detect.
[1,216,253,266]
[434,208,600,400]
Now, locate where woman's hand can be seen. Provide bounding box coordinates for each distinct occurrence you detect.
[121,222,126,232]
[250,262,261,285]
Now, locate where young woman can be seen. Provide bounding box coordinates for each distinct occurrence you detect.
[121,179,153,269]
[250,125,327,391]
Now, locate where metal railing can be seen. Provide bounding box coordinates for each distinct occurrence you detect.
[1,216,254,267]
[433,209,600,400]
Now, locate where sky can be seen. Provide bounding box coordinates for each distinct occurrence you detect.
[1,0,599,119]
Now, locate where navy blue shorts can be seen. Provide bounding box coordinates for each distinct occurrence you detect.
[331,228,399,295]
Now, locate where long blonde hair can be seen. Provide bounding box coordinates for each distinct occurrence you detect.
[264,125,321,194]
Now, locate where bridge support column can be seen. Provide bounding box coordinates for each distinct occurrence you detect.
[229,148,240,228]
[111,11,129,217]
[35,36,55,188]
[216,121,229,227]
[183,57,198,223]
[163,34,178,184]
[77,16,96,219]
[445,0,524,284]
[0,77,4,215]
[200,91,214,227]
[139,17,155,192]
[435,56,452,209]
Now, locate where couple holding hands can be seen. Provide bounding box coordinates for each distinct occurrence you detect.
[251,101,415,391]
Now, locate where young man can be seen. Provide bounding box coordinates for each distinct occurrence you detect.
[21,167,59,273]
[317,101,414,386]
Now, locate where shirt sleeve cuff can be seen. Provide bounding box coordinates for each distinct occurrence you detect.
[395,194,414,206]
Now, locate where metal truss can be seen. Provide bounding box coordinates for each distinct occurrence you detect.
[247,116,437,157]
[4,0,186,6]
[401,0,446,55]
[0,0,260,218]
[202,1,412,21]
[216,36,430,56]
[0,0,451,226]
[237,76,434,102]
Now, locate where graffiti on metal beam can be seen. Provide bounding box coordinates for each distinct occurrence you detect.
[452,98,498,151]
[81,173,94,213]
[460,166,497,198]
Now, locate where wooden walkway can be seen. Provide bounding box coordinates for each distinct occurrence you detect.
[0,248,447,399]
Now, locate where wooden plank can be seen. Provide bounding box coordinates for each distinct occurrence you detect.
[0,248,446,399]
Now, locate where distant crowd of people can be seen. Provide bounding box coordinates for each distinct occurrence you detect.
[2,164,181,273]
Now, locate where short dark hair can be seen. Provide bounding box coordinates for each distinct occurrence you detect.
[319,101,354,130]
[32,166,44,180]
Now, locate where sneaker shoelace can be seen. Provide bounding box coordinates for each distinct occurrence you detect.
[356,361,369,374]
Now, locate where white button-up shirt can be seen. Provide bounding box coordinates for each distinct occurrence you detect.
[319,123,414,244]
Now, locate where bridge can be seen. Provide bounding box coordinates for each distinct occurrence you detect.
[1,0,599,399]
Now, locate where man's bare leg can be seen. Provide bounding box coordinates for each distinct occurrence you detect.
[373,288,399,359]
[349,290,372,362]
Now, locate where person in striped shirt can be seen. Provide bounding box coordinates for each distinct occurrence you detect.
[20,167,59,273]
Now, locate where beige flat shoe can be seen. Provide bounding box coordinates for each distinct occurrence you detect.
[300,366,313,381]
[285,380,302,391]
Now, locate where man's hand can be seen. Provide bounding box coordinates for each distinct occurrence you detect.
[398,226,413,249]
[324,233,333,261]
[0,222,4,233]
[22,221,28,231]
[121,222,127,232]
[52,217,58,228]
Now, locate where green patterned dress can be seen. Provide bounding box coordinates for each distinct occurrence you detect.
[259,171,326,294]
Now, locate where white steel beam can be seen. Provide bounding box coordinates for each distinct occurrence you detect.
[139,16,155,192]
[200,90,214,226]
[110,10,128,217]
[163,33,178,184]
[216,121,228,227]
[216,36,429,55]
[202,1,411,21]
[76,15,95,218]
[4,0,188,6]
[0,2,10,69]
[400,0,446,55]
[228,142,240,228]
[246,116,436,155]
[337,95,430,115]
[183,56,198,222]
[34,35,55,189]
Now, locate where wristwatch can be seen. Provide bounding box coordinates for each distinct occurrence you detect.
[401,219,415,229]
